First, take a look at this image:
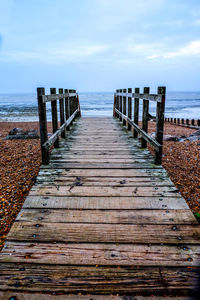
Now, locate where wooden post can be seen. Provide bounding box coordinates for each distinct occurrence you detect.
[177,118,180,124]
[133,88,140,138]
[77,93,81,117]
[182,118,184,124]
[115,90,119,118]
[127,88,132,130]
[186,119,189,125]
[141,87,150,148]
[59,88,66,138]
[174,118,176,124]
[198,120,200,126]
[122,89,126,126]
[73,89,77,119]
[192,119,195,126]
[113,91,116,117]
[119,89,122,121]
[155,86,166,165]
[69,89,74,125]
[64,89,70,131]
[171,118,173,123]
[50,88,59,148]
[37,87,49,165]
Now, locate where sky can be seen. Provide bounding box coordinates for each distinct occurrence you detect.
[0,0,200,93]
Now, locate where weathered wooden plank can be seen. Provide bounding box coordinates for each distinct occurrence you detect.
[36,174,171,182]
[29,185,180,197]
[6,222,200,243]
[49,158,154,164]
[50,155,153,161]
[0,293,194,300]
[35,177,174,187]
[1,242,200,266]
[23,196,189,210]
[38,168,168,177]
[47,163,162,169]
[16,209,196,225]
[52,150,149,156]
[0,264,198,295]
[50,155,153,160]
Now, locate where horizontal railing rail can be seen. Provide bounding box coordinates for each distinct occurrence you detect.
[42,92,78,103]
[113,86,166,165]
[37,87,81,165]
[115,92,164,103]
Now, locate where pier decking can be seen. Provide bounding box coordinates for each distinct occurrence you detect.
[0,117,200,298]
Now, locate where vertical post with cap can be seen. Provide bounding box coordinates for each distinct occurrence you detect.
[59,88,66,138]
[73,89,77,119]
[115,90,118,118]
[155,86,166,165]
[50,88,59,148]
[141,87,150,148]
[37,87,49,165]
[73,90,77,117]
[64,89,70,131]
[69,89,73,124]
[77,93,81,117]
[119,89,122,121]
[127,88,132,130]
[133,88,140,138]
[113,91,117,117]
[122,89,126,126]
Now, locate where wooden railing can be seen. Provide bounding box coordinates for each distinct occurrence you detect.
[165,117,200,128]
[113,87,166,165]
[37,87,81,165]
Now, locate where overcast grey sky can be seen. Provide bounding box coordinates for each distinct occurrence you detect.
[1,0,200,92]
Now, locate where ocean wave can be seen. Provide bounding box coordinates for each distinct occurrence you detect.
[0,92,200,121]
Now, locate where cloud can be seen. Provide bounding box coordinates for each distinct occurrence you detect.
[147,40,200,60]
[0,43,111,64]
[193,19,200,26]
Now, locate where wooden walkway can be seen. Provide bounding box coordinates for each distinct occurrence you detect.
[0,117,200,298]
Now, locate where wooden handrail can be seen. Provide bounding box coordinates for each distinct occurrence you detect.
[37,87,81,165]
[114,86,166,165]
[115,109,161,152]
[114,92,164,103]
[42,109,79,151]
[42,92,78,103]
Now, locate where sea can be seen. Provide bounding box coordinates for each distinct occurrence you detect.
[0,91,200,122]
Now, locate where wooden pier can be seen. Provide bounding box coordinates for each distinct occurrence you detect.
[0,87,200,299]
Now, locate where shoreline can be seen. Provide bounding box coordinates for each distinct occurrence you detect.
[0,121,199,251]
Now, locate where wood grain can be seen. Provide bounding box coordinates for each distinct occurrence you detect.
[0,116,199,297]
